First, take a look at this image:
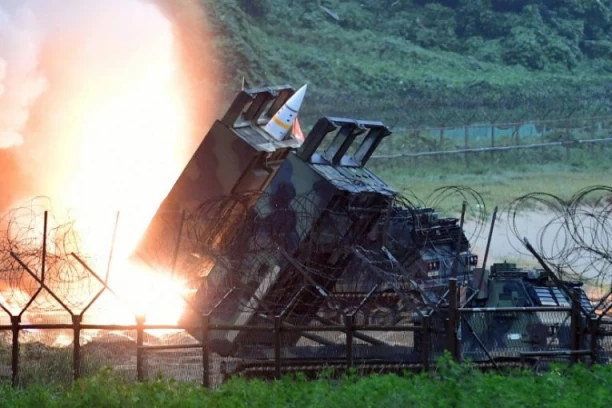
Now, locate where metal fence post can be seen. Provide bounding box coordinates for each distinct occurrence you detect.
[201,314,210,388]
[136,315,145,381]
[11,315,20,387]
[490,123,496,163]
[421,314,430,371]
[447,279,459,360]
[346,314,354,369]
[515,122,521,162]
[73,314,82,381]
[274,315,281,379]
[463,124,470,168]
[569,288,580,365]
[589,317,598,366]
[565,127,571,162]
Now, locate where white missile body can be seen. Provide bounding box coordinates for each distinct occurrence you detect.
[263,84,307,141]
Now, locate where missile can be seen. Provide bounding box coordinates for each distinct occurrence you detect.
[263,84,307,141]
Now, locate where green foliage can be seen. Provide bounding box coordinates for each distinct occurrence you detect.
[202,0,612,129]
[236,0,271,19]
[502,27,547,69]
[3,360,612,407]
[12,343,107,388]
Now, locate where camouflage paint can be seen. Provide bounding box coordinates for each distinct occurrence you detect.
[132,85,603,369]
[460,264,594,361]
[180,117,397,355]
[135,86,301,274]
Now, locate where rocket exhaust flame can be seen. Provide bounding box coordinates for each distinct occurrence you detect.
[0,0,221,337]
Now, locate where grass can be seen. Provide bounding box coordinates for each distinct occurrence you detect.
[1,357,612,407]
[0,341,108,389]
[372,155,612,216]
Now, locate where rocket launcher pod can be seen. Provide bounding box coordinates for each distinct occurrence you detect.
[180,117,396,356]
[138,85,478,362]
[136,85,304,276]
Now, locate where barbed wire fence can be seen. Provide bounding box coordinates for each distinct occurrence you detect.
[505,186,612,288]
[0,182,612,387]
[0,188,481,387]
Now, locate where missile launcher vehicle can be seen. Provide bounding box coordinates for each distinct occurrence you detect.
[138,85,605,376]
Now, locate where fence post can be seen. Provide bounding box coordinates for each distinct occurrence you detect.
[72,314,82,381]
[421,314,430,371]
[490,123,496,163]
[447,278,459,360]
[274,315,281,379]
[346,314,354,369]
[136,315,145,381]
[201,314,210,388]
[539,120,546,160]
[565,127,572,162]
[11,315,20,387]
[588,120,595,158]
[600,120,607,156]
[463,124,470,168]
[589,317,598,366]
[414,126,421,168]
[569,288,581,365]
[514,122,521,162]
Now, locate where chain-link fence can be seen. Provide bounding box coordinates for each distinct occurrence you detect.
[371,115,612,169]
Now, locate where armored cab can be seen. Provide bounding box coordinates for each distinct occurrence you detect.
[136,85,302,276]
[384,206,476,294]
[180,117,396,356]
[461,262,597,362]
[335,204,477,326]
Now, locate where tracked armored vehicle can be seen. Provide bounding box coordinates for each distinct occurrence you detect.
[459,262,603,363]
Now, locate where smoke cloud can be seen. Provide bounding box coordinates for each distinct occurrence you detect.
[0,3,47,149]
[0,0,221,215]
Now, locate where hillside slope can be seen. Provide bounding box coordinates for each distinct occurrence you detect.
[203,0,612,127]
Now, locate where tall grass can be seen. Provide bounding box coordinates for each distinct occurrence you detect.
[1,357,611,407]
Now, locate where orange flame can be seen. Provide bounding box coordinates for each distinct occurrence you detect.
[0,0,221,331]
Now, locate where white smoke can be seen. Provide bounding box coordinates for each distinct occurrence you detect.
[0,3,47,148]
[0,0,221,323]
[0,0,221,212]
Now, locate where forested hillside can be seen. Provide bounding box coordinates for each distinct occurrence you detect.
[203,0,612,126]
